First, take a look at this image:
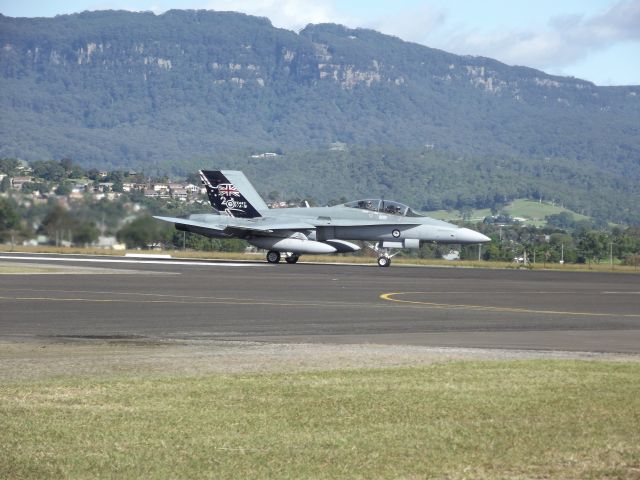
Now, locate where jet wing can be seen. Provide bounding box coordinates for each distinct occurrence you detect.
[153,216,315,235]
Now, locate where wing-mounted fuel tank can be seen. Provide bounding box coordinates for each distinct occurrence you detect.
[248,236,335,254]
[249,232,360,254]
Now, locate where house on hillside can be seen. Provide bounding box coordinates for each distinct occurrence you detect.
[171,188,188,201]
[122,182,146,192]
[184,184,200,194]
[11,176,32,189]
[96,182,113,193]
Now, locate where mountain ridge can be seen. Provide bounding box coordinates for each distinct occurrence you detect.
[1,10,639,223]
[2,10,638,162]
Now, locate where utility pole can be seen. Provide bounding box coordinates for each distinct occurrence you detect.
[610,241,614,270]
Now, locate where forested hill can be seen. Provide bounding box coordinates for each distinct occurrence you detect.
[1,10,640,223]
[1,10,639,165]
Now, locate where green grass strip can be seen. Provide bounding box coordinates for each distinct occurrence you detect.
[2,361,640,479]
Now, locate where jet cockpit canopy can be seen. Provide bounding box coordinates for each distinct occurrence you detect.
[343,199,422,217]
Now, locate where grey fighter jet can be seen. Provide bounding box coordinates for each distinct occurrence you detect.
[154,170,490,267]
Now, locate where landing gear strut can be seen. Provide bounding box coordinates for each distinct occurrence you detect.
[266,250,281,263]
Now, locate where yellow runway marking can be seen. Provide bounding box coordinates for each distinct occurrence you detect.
[380,292,640,318]
[0,294,389,310]
[0,287,372,305]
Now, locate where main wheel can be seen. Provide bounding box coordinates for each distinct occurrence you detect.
[266,250,281,264]
[377,256,391,267]
[285,255,299,264]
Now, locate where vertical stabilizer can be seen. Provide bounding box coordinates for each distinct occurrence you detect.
[199,170,266,218]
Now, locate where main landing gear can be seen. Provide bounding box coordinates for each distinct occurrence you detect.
[285,254,299,264]
[266,250,299,264]
[266,250,281,263]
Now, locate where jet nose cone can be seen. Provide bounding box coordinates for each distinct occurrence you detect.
[457,228,491,244]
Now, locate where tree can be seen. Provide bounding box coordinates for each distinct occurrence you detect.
[0,175,10,192]
[0,198,21,244]
[117,216,171,249]
[70,165,85,179]
[268,190,280,201]
[185,172,201,185]
[112,179,124,193]
[459,206,473,223]
[54,182,72,196]
[21,182,49,195]
[577,231,607,266]
[87,168,101,181]
[60,157,74,173]
[72,222,100,246]
[0,158,20,175]
[31,160,66,182]
[546,212,575,230]
[39,204,75,246]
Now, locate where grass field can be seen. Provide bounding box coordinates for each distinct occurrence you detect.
[504,199,590,223]
[423,198,590,226]
[2,361,639,479]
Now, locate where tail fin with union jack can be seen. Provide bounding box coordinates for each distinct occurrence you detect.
[199,170,267,218]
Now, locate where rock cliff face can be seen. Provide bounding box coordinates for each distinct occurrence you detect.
[0,10,638,172]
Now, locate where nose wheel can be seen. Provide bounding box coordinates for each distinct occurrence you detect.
[377,255,391,267]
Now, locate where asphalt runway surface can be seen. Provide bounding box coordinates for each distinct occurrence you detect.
[1,253,639,353]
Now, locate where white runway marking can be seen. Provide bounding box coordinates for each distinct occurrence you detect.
[0,255,262,267]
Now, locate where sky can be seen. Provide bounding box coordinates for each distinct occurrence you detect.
[1,0,639,86]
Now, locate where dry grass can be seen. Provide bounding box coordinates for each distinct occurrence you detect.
[4,245,639,272]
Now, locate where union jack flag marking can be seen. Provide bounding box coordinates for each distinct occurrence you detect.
[216,183,240,197]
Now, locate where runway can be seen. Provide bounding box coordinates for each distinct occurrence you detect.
[1,253,639,353]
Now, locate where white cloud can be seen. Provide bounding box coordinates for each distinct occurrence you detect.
[188,0,341,31]
[362,4,447,44]
[440,0,640,70]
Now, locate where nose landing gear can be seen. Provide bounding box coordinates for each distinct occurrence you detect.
[367,242,398,267]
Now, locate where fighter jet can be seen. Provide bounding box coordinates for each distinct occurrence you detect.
[154,170,490,267]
